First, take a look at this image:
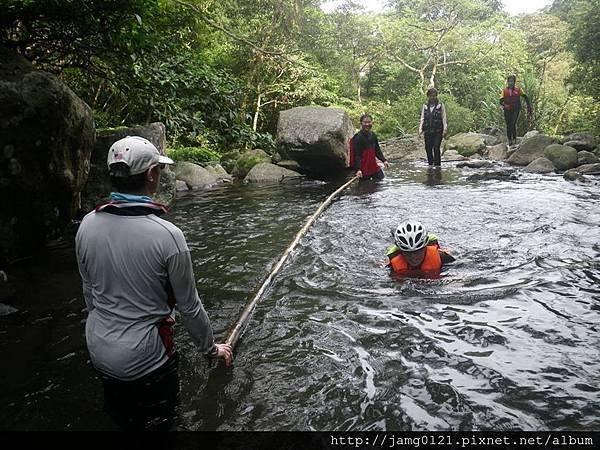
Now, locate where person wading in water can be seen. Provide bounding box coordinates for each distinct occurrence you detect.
[75,136,232,430]
[386,220,455,279]
[352,114,389,181]
[419,87,447,168]
[500,74,533,147]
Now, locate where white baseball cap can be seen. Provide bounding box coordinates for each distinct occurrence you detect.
[107,136,174,176]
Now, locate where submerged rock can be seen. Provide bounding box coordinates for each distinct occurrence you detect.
[244,162,304,183]
[0,302,18,316]
[456,160,495,169]
[467,170,518,182]
[563,169,589,183]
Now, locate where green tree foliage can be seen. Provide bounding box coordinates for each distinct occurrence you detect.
[1,0,598,156]
[563,0,600,100]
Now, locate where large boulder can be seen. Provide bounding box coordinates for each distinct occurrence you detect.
[560,132,597,151]
[244,162,304,183]
[524,157,555,174]
[506,134,553,166]
[276,106,353,175]
[577,150,599,166]
[381,134,424,161]
[232,149,271,178]
[543,144,578,171]
[0,48,94,263]
[444,133,486,157]
[95,122,166,156]
[81,122,173,211]
[174,161,217,189]
[486,143,509,161]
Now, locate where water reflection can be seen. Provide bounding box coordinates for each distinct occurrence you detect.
[424,167,443,186]
[1,162,599,431]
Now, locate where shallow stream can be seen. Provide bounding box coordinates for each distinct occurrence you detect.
[1,161,599,430]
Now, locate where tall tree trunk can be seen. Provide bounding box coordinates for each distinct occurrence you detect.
[253,91,262,131]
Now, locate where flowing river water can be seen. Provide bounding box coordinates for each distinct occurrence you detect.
[1,161,599,430]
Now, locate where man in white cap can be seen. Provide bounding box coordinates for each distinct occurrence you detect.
[75,136,232,429]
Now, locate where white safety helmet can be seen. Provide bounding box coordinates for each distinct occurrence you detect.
[394,220,428,252]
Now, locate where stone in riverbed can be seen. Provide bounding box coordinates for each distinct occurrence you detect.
[543,144,578,171]
[524,157,555,173]
[244,162,304,183]
[577,151,599,166]
[276,106,353,176]
[174,161,217,189]
[507,134,553,166]
[0,47,94,263]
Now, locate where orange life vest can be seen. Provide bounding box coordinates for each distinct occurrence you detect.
[389,245,442,277]
[502,87,522,110]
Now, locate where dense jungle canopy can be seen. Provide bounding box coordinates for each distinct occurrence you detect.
[2,0,599,158]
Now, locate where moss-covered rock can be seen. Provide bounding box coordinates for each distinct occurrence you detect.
[445,133,486,157]
[0,47,94,262]
[220,150,241,174]
[232,149,270,178]
[543,144,578,171]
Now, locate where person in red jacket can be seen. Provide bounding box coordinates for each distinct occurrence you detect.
[500,74,533,146]
[352,114,389,180]
[386,220,455,278]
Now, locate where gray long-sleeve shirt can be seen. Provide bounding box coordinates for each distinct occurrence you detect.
[75,208,215,381]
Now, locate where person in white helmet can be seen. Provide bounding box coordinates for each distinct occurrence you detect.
[386,220,455,278]
[75,136,232,429]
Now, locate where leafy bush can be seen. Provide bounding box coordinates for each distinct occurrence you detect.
[167,147,221,165]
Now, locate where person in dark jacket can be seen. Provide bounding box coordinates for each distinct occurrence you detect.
[500,74,533,147]
[419,87,448,168]
[352,114,389,180]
